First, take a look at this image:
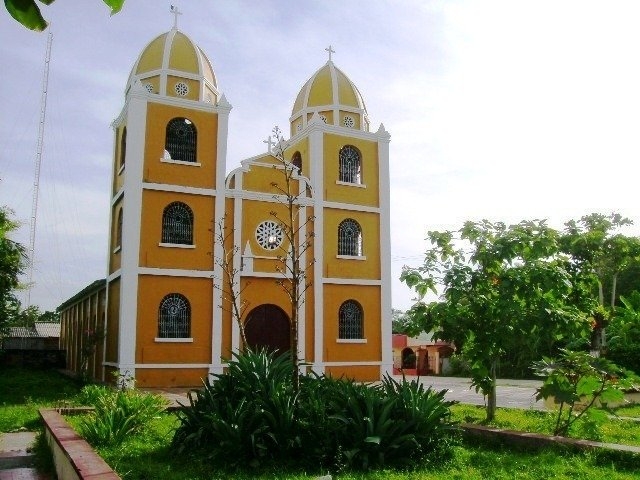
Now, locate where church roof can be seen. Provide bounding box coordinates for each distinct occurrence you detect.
[290,59,369,131]
[125,27,219,102]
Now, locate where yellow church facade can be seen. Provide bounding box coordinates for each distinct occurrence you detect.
[58,26,392,388]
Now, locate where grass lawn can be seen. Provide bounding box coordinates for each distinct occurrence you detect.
[450,404,640,447]
[0,366,83,432]
[2,367,639,479]
[66,412,640,480]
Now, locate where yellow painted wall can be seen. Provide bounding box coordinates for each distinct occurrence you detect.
[240,156,300,194]
[113,126,125,194]
[323,284,381,362]
[323,135,379,206]
[324,210,380,279]
[139,189,214,270]
[240,198,292,259]
[109,202,123,274]
[167,75,200,101]
[339,110,361,130]
[136,368,209,388]
[136,275,213,364]
[325,365,380,381]
[144,103,218,188]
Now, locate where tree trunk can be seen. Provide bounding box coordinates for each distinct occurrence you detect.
[598,279,604,306]
[486,359,497,421]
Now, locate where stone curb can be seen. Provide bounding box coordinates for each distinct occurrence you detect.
[461,423,640,454]
[38,409,120,480]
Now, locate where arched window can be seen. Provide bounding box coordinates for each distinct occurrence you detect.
[338,218,363,256]
[339,300,363,339]
[338,145,361,184]
[158,293,190,338]
[116,209,123,249]
[119,127,127,168]
[162,202,194,245]
[291,151,302,172]
[165,117,197,162]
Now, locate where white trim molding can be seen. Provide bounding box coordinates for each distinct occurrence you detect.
[154,337,194,343]
[158,243,196,249]
[160,158,202,167]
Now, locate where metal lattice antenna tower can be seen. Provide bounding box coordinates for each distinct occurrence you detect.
[26,30,53,308]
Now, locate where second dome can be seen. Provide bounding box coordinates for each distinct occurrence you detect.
[290,59,369,135]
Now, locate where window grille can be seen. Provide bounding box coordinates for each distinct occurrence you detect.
[338,145,361,183]
[165,117,197,162]
[116,209,123,248]
[339,300,363,339]
[338,218,363,256]
[162,202,193,244]
[158,293,190,338]
[292,152,302,172]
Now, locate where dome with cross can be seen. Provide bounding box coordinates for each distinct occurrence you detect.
[125,23,219,104]
[290,47,369,135]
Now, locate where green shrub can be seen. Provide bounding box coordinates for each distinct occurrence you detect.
[78,387,168,446]
[172,350,457,473]
[606,292,640,374]
[532,349,633,437]
[77,384,111,407]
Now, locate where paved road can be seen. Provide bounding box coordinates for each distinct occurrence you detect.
[154,376,546,411]
[393,375,545,410]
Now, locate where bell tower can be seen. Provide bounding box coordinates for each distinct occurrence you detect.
[104,23,232,386]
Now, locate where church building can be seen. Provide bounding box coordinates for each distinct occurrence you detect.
[58,22,392,387]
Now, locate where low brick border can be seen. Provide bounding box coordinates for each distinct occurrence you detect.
[461,423,640,455]
[39,408,120,480]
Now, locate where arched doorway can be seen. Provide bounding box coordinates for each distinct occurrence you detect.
[401,347,416,369]
[244,304,290,354]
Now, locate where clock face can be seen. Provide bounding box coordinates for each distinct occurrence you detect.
[256,221,284,250]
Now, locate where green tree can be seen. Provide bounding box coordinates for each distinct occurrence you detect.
[560,213,640,351]
[401,219,595,421]
[4,0,124,31]
[0,207,27,340]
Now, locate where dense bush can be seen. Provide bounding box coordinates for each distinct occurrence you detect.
[606,292,640,374]
[78,384,168,446]
[172,350,457,472]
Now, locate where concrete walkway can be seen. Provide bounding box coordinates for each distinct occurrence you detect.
[399,375,545,410]
[0,431,50,480]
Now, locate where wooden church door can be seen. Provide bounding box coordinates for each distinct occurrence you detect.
[244,304,290,354]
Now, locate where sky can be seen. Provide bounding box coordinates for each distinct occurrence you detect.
[1,0,639,314]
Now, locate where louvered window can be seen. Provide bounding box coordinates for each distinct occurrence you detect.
[162,202,193,245]
[165,117,197,162]
[158,293,190,338]
[339,300,363,339]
